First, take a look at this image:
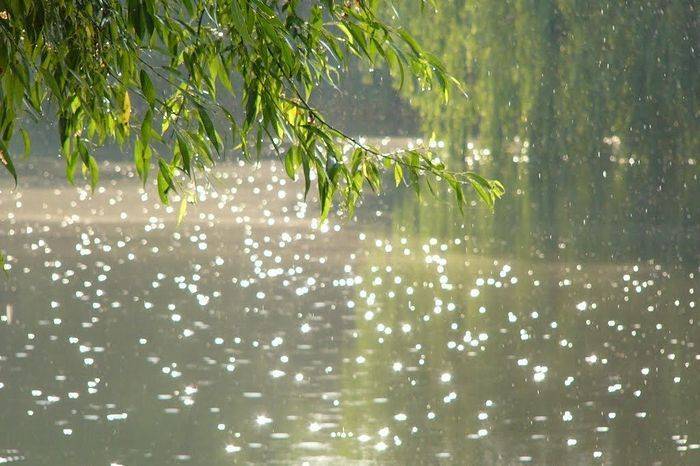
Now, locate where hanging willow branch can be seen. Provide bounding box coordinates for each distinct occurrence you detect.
[0,0,504,223]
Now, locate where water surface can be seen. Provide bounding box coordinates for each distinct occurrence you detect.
[0,154,697,465]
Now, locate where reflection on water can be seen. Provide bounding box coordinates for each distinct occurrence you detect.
[0,154,697,464]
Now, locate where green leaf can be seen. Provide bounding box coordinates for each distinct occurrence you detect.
[140,70,156,106]
[284,145,301,180]
[363,160,381,193]
[141,110,153,144]
[88,155,99,191]
[66,149,78,185]
[398,28,423,56]
[134,138,143,169]
[157,170,171,205]
[244,86,259,129]
[176,196,188,226]
[121,90,131,126]
[177,135,191,176]
[20,129,31,159]
[158,158,175,190]
[302,148,311,198]
[393,162,403,187]
[491,180,506,198]
[0,140,17,187]
[471,181,493,209]
[216,58,234,92]
[197,105,220,154]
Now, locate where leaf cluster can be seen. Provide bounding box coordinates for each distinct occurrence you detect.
[0,0,503,221]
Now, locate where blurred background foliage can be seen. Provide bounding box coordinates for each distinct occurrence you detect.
[389,0,697,164]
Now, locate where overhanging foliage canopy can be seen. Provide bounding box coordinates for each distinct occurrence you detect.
[0,0,503,223]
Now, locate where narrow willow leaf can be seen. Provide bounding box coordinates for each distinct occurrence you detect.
[121,90,131,125]
[197,105,220,154]
[176,196,187,226]
[217,58,234,92]
[302,155,311,198]
[140,70,156,106]
[156,171,170,204]
[394,162,403,187]
[141,145,152,184]
[66,150,78,185]
[177,136,191,176]
[284,146,301,180]
[491,180,506,198]
[88,155,99,191]
[244,87,258,129]
[20,129,30,159]
[157,158,175,189]
[134,138,145,181]
[398,28,423,55]
[141,110,153,145]
[470,179,494,209]
[0,141,17,187]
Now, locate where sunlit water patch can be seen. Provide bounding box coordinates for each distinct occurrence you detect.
[0,158,697,465]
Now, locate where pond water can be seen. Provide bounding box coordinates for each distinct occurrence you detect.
[0,150,697,465]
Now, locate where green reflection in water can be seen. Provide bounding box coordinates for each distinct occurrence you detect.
[376,154,698,267]
[392,0,697,164]
[339,199,697,464]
